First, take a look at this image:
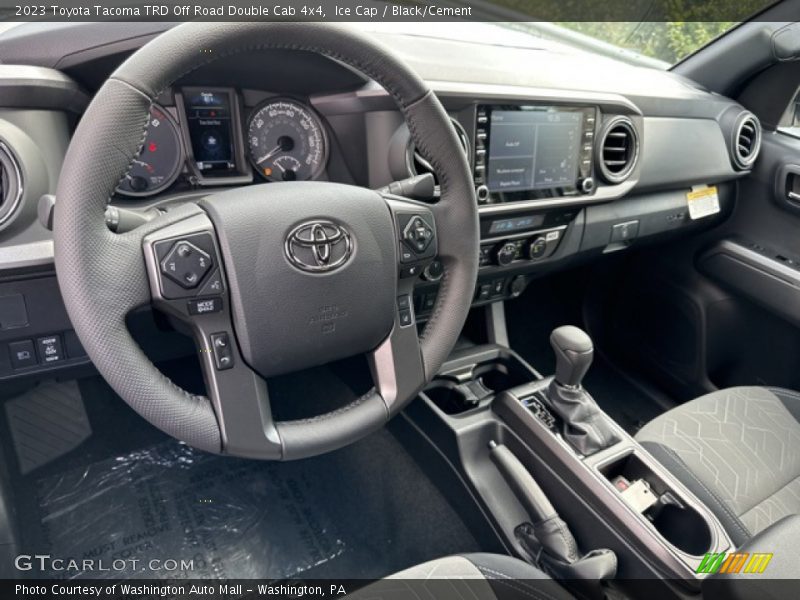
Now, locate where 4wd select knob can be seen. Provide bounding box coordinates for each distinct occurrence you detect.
[494,241,518,266]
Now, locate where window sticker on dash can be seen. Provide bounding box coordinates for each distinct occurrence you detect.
[686,185,720,220]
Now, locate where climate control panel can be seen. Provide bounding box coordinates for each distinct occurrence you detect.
[480,227,565,267]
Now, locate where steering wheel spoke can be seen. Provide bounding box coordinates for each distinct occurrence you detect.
[365,194,440,411]
[141,208,282,458]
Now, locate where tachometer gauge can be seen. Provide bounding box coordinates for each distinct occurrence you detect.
[116,104,183,197]
[247,99,328,182]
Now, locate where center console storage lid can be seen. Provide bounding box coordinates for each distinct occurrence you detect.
[703,514,800,598]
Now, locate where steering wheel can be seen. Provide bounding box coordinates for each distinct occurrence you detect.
[53,23,478,460]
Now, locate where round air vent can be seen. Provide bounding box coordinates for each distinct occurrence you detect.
[732,112,761,170]
[407,118,470,185]
[0,141,24,227]
[597,117,639,184]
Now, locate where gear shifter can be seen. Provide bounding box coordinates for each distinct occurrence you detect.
[551,325,594,388]
[547,326,620,455]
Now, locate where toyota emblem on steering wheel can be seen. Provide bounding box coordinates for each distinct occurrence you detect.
[285,220,353,273]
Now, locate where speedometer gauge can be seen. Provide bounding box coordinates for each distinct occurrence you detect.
[116,104,183,197]
[247,99,328,182]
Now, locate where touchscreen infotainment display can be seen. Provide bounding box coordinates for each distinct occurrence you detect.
[486,108,584,193]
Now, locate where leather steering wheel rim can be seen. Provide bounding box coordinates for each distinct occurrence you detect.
[54,22,478,459]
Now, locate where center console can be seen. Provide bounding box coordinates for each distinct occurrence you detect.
[405,323,734,596]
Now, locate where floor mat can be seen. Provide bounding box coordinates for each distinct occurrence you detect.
[4,381,91,474]
[11,372,483,581]
[26,441,345,580]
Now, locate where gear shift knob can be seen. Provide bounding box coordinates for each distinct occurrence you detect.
[550,326,593,388]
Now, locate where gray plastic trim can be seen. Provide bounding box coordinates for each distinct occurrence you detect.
[637,117,740,190]
[0,65,88,113]
[0,140,23,227]
[0,239,53,269]
[731,112,762,170]
[596,116,640,185]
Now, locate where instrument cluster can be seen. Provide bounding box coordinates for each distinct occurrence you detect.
[114,88,330,198]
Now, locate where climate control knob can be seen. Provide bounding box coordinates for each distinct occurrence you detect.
[494,241,518,267]
[527,236,548,260]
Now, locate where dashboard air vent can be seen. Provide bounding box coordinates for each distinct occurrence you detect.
[597,117,639,184]
[408,118,469,185]
[0,141,23,227]
[732,113,761,170]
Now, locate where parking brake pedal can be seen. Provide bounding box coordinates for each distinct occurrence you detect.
[489,441,617,593]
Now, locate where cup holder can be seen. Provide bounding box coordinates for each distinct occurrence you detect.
[424,381,476,415]
[423,356,536,415]
[652,503,712,556]
[474,363,527,393]
[599,451,713,556]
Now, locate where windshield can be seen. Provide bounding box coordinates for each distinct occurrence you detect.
[498,21,742,69]
[558,22,739,65]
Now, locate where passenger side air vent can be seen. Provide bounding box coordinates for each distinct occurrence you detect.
[407,118,470,186]
[0,141,23,227]
[732,113,761,170]
[597,117,639,184]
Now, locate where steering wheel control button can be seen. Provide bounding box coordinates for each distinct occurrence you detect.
[188,297,223,316]
[210,332,234,370]
[36,335,64,364]
[398,308,414,328]
[9,339,37,369]
[396,213,437,262]
[161,240,213,289]
[403,215,434,254]
[400,264,422,279]
[197,269,225,297]
[422,260,444,282]
[399,244,414,264]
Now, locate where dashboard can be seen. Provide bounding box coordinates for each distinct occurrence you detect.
[0,21,762,381]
